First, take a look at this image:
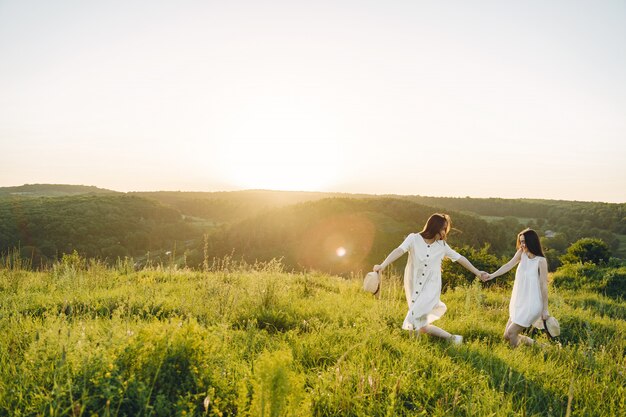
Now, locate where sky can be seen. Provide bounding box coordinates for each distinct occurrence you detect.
[1,1,625,203]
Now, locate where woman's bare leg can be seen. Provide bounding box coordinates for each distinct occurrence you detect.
[518,335,535,346]
[504,322,534,347]
[419,324,452,340]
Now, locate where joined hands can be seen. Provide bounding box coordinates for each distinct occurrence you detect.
[479,271,492,282]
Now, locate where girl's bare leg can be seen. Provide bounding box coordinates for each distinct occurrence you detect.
[419,324,452,340]
[504,322,534,347]
[518,335,535,346]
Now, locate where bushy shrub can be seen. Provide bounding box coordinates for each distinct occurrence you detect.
[443,245,510,290]
[552,262,626,298]
[551,262,605,291]
[560,238,611,265]
[542,247,562,271]
[604,268,626,299]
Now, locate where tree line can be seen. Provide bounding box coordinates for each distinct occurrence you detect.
[1,189,624,276]
[0,194,196,266]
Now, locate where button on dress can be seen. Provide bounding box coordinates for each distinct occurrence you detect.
[398,233,462,330]
[509,252,543,327]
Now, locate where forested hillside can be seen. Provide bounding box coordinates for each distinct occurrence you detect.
[1,185,624,272]
[133,190,365,223]
[189,198,527,274]
[402,196,625,253]
[0,194,196,266]
[0,183,116,197]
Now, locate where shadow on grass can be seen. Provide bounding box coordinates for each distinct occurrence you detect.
[443,346,567,415]
[556,314,619,347]
[564,296,626,321]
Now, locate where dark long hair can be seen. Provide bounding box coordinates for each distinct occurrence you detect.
[517,228,545,257]
[420,213,451,240]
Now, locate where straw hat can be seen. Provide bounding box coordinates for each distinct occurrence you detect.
[363,271,380,296]
[533,316,560,338]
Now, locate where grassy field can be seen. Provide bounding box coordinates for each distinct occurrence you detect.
[0,257,624,416]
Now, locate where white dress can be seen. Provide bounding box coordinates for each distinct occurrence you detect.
[509,252,543,327]
[398,233,461,330]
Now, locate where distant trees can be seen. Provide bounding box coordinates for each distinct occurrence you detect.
[1,190,624,277]
[0,195,197,266]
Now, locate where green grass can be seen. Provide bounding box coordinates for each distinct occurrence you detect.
[0,259,624,416]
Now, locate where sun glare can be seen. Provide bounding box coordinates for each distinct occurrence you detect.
[211,97,345,191]
[336,247,347,257]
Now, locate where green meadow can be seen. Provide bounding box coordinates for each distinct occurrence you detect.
[1,256,624,416]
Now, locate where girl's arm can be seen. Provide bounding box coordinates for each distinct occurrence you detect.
[539,257,549,319]
[456,256,484,277]
[487,249,523,280]
[374,247,405,272]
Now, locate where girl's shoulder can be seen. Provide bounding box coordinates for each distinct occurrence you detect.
[525,253,546,262]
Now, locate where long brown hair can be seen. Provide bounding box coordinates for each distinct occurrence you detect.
[516,228,545,257]
[420,213,451,240]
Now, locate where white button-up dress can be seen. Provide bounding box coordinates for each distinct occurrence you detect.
[398,233,462,330]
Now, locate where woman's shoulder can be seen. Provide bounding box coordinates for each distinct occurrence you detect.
[525,253,546,261]
[409,232,425,242]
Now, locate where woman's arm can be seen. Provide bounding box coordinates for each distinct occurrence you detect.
[539,257,549,319]
[373,247,405,272]
[456,256,484,277]
[486,249,523,280]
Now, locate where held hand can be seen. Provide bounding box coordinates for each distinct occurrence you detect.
[479,271,490,282]
[373,264,383,273]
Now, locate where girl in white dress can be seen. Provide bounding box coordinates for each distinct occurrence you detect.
[373,213,486,344]
[483,228,550,347]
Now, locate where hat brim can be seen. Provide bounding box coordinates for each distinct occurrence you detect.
[363,272,380,295]
[545,317,560,337]
[534,316,560,337]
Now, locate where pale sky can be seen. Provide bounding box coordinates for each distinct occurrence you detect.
[1,1,625,203]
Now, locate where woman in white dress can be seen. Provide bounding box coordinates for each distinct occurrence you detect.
[373,213,486,344]
[482,228,550,347]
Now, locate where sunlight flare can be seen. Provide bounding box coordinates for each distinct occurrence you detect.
[211,96,345,191]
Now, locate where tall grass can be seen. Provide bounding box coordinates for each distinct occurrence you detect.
[0,255,624,416]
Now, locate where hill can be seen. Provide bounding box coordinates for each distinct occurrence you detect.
[0,183,118,197]
[1,185,625,271]
[132,190,372,223]
[0,194,196,265]
[192,197,516,275]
